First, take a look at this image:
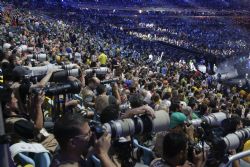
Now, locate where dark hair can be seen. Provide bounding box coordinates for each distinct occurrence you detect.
[129,93,144,108]
[170,99,180,112]
[222,116,242,134]
[199,104,208,116]
[163,132,187,159]
[100,105,119,124]
[96,84,106,95]
[188,97,197,108]
[129,86,137,94]
[162,92,171,100]
[148,82,155,91]
[244,108,249,118]
[54,113,89,148]
[1,85,13,113]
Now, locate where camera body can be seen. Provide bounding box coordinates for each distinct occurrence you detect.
[89,121,105,139]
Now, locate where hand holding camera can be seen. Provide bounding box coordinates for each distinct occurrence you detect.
[94,132,112,157]
[142,105,156,119]
[193,150,207,167]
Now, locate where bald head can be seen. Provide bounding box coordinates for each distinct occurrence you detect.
[88,77,100,90]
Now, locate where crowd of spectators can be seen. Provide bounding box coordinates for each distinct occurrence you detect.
[61,0,250,10]
[124,15,249,59]
[0,1,250,167]
[58,1,250,62]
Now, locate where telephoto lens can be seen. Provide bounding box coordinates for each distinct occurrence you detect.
[61,64,77,70]
[85,67,109,75]
[45,80,81,96]
[190,112,227,127]
[100,78,119,84]
[50,69,80,82]
[35,54,47,62]
[27,53,48,62]
[26,64,60,76]
[223,127,250,150]
[103,110,170,138]
[94,67,109,75]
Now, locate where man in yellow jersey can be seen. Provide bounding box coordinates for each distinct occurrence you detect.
[98,49,107,67]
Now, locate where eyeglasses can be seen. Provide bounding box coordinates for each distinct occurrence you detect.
[74,130,92,141]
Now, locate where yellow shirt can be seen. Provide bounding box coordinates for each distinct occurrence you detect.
[98,53,107,65]
[243,140,250,163]
[86,58,91,65]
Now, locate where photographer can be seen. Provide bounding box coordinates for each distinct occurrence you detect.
[11,65,60,115]
[99,103,156,167]
[95,83,121,115]
[3,85,58,152]
[154,112,195,158]
[81,77,100,108]
[51,113,116,167]
[222,116,244,167]
[150,132,206,167]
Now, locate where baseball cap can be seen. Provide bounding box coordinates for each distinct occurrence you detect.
[3,43,11,50]
[169,112,187,129]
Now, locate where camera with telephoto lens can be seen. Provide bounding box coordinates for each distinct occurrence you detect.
[89,120,105,139]
[186,112,228,164]
[50,69,80,82]
[26,64,78,76]
[26,69,80,84]
[85,67,109,75]
[187,112,250,166]
[31,80,81,96]
[210,127,250,164]
[89,110,170,139]
[100,78,119,84]
[89,120,138,167]
[188,112,228,127]
[27,53,48,62]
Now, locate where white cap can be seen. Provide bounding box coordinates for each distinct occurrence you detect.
[3,43,11,50]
